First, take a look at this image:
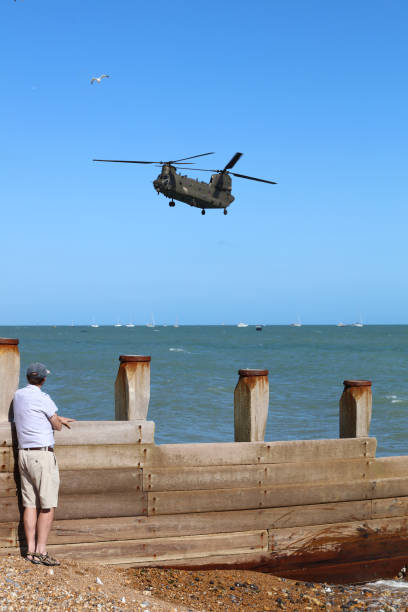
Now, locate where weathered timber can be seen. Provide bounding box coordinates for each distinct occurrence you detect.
[340,380,372,438]
[0,524,15,548]
[0,448,11,472]
[0,340,19,423]
[371,476,408,499]
[372,496,408,519]
[0,421,154,448]
[59,469,142,495]
[15,439,374,473]
[0,500,370,546]
[54,492,148,520]
[148,480,376,515]
[115,355,151,421]
[143,458,369,492]
[44,530,267,565]
[268,516,408,569]
[234,369,269,442]
[54,445,149,471]
[1,491,148,522]
[0,473,17,498]
[368,455,408,478]
[142,438,376,468]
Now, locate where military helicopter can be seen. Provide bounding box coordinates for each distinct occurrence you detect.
[93,152,277,215]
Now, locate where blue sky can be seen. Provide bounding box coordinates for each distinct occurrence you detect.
[1,0,407,325]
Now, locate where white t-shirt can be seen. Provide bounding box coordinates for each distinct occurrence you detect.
[13,384,58,448]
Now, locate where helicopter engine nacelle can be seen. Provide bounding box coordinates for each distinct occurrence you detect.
[211,173,232,192]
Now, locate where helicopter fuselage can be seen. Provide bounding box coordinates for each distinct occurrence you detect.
[153,164,235,210]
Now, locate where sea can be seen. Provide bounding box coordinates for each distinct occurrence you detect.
[1,324,407,457]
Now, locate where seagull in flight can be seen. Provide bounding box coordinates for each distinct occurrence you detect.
[90,74,110,84]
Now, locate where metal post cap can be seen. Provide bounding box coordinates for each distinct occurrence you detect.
[239,369,269,377]
[119,355,151,363]
[343,380,372,388]
[0,338,19,345]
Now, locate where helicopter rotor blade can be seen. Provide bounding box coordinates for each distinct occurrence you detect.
[222,152,243,173]
[169,152,215,163]
[229,171,277,184]
[93,159,157,164]
[173,167,216,172]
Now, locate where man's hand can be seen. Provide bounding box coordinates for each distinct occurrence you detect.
[50,414,76,431]
[59,416,76,429]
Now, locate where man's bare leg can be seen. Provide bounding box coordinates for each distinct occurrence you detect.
[23,507,38,557]
[36,508,54,555]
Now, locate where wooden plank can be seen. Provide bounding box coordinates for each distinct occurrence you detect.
[0,497,20,522]
[0,491,148,522]
[0,421,155,447]
[368,456,408,479]
[143,458,369,492]
[372,477,408,500]
[268,516,408,569]
[373,496,408,519]
[55,445,149,470]
[42,500,371,545]
[0,448,10,472]
[44,530,267,565]
[148,480,375,515]
[0,473,17,498]
[143,438,376,468]
[0,530,267,564]
[59,468,142,495]
[55,492,148,520]
[0,524,16,548]
[54,420,155,445]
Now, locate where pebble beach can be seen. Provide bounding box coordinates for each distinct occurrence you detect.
[2,556,408,611]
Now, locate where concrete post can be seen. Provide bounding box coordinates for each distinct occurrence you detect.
[234,369,269,442]
[0,338,20,422]
[115,355,151,421]
[339,379,372,438]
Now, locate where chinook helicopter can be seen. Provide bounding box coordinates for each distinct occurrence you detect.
[93,152,277,215]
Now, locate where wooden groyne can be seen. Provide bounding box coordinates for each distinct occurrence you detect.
[1,338,408,583]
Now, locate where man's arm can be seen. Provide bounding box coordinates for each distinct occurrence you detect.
[49,414,76,431]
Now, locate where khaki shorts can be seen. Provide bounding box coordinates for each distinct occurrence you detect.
[18,449,60,509]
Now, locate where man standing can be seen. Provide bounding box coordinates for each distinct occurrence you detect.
[13,362,75,566]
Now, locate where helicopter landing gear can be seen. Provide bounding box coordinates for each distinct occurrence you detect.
[201,209,206,215]
[169,201,175,207]
[223,209,228,215]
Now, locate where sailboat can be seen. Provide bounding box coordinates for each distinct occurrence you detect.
[352,314,364,328]
[146,313,155,328]
[290,316,302,327]
[173,317,180,328]
[90,317,99,328]
[114,319,122,327]
[237,322,248,328]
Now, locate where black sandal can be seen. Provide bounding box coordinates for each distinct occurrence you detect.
[35,552,60,566]
[25,552,41,565]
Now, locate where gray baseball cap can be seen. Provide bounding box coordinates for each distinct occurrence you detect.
[26,362,50,379]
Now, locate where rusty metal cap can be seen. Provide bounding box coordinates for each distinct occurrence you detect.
[0,338,19,346]
[239,369,269,377]
[119,355,151,363]
[343,380,372,388]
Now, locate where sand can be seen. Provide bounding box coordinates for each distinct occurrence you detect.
[1,556,407,611]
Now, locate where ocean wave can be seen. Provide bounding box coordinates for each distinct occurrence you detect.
[169,347,186,352]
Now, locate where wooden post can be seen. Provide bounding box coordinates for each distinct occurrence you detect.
[115,355,151,421]
[0,338,20,422]
[339,380,372,438]
[234,369,269,442]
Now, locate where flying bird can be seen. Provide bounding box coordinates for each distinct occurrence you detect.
[90,74,110,84]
